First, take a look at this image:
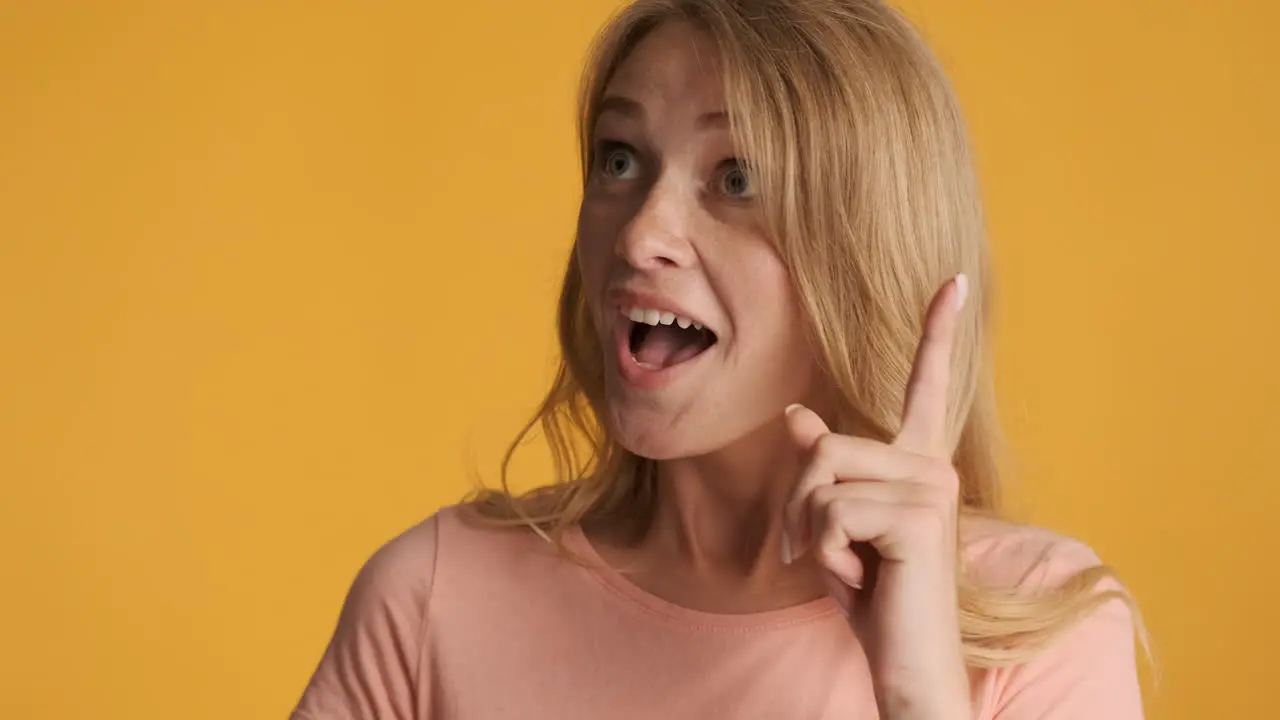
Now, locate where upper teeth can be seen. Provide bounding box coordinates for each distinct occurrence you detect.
[624,307,702,331]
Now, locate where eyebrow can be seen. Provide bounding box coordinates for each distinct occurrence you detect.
[596,94,730,129]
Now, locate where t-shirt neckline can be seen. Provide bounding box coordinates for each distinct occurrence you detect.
[562,523,842,631]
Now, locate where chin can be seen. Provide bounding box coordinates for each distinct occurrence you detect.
[606,405,692,460]
[604,397,753,461]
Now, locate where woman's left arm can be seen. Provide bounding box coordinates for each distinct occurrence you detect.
[781,276,1143,719]
[782,276,974,720]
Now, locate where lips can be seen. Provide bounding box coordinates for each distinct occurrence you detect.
[607,290,719,389]
[623,305,718,370]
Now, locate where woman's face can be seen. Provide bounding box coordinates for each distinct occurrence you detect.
[576,21,823,460]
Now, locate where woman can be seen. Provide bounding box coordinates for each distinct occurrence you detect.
[291,0,1144,718]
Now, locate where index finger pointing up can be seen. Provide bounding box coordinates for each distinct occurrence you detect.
[895,273,968,458]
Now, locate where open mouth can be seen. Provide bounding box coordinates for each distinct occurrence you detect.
[624,307,718,370]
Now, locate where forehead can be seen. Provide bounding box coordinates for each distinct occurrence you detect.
[603,21,726,109]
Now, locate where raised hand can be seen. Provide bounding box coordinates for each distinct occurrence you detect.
[783,274,971,720]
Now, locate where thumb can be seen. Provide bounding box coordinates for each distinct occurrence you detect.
[782,403,831,559]
[785,403,831,452]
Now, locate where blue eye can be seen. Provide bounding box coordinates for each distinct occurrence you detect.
[599,144,641,180]
[717,162,754,198]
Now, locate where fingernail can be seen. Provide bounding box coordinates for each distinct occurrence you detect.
[784,403,804,416]
[780,531,793,565]
[954,273,970,311]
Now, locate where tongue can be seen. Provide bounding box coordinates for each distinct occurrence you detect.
[634,324,707,369]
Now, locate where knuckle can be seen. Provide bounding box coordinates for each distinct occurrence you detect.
[926,460,960,492]
[811,483,841,506]
[824,496,848,525]
[817,543,846,569]
[902,502,951,542]
[802,495,827,531]
[812,433,842,462]
[915,480,954,507]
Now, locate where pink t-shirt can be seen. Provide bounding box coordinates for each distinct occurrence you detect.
[290,505,1143,719]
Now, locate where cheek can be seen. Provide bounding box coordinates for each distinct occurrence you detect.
[767,290,811,363]
[575,210,614,297]
[726,257,821,389]
[729,252,804,349]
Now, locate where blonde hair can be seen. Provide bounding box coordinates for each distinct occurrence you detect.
[469,0,1144,669]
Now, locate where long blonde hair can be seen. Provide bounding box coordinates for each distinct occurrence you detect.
[469,0,1142,669]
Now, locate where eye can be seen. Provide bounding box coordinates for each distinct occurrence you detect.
[715,160,755,199]
[597,142,642,180]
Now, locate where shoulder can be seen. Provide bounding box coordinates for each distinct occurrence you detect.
[959,514,1110,594]
[296,506,549,683]
[960,517,1146,717]
[958,515,1142,643]
[351,503,545,598]
[960,517,1147,716]
[324,511,443,636]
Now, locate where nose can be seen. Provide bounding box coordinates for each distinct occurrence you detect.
[615,179,698,270]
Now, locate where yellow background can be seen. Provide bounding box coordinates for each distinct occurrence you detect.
[1,1,1275,718]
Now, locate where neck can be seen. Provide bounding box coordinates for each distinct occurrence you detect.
[644,414,804,576]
